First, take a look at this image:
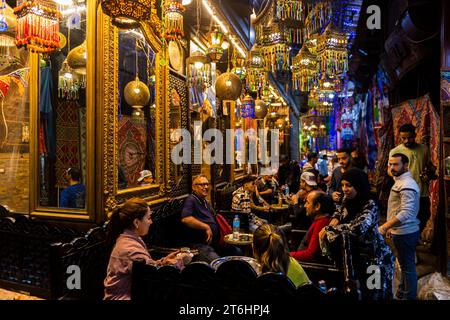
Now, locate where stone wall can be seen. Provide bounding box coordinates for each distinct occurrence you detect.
[0,153,29,213]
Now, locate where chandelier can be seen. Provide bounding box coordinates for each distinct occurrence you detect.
[245,45,266,93]
[292,44,318,92]
[304,0,331,39]
[101,0,153,29]
[317,23,348,77]
[14,0,61,53]
[163,0,185,41]
[207,27,224,62]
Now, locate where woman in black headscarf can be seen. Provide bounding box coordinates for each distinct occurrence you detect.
[319,168,394,300]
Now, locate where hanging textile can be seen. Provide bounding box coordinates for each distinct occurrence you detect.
[55,101,82,188]
[40,66,56,157]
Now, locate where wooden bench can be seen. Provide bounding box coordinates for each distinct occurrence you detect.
[131,258,331,303]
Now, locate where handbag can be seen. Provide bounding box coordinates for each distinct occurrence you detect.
[215,213,232,248]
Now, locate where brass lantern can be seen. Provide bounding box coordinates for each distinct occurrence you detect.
[101,0,153,30]
[164,1,185,41]
[207,28,224,62]
[317,23,348,77]
[186,50,212,89]
[246,45,266,93]
[254,99,268,119]
[67,40,87,75]
[124,77,150,119]
[292,44,318,91]
[215,71,242,101]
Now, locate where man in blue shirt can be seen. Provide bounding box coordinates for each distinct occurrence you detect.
[60,168,85,209]
[182,175,241,262]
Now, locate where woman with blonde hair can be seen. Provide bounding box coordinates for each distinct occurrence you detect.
[104,198,192,300]
[252,224,309,288]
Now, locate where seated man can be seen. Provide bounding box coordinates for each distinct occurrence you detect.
[181,175,241,263]
[231,175,269,232]
[291,191,333,263]
[60,167,85,209]
[289,171,318,230]
[255,173,277,205]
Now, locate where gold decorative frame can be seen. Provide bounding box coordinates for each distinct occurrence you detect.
[29,0,96,221]
[97,5,170,222]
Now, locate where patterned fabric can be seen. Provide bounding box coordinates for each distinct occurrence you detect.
[55,101,81,188]
[390,94,440,223]
[322,199,394,299]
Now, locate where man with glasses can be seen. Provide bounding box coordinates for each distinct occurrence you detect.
[182,175,241,262]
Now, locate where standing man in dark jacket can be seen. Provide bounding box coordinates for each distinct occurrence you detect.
[328,148,352,203]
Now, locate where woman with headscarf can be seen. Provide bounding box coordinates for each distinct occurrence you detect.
[319,168,394,300]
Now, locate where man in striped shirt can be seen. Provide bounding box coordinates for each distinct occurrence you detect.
[232,175,269,232]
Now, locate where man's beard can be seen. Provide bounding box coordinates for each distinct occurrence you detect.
[392,168,406,177]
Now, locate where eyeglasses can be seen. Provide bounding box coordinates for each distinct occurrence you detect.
[195,183,210,187]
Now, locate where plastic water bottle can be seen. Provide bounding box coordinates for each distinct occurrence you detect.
[284,185,290,197]
[232,215,240,240]
[318,280,327,294]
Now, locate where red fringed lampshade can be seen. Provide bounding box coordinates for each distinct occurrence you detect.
[13,0,61,53]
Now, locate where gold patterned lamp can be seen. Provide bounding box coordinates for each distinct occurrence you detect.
[101,0,153,29]
[317,22,348,77]
[245,45,266,93]
[254,99,268,119]
[207,28,224,62]
[163,0,185,41]
[124,77,150,119]
[292,44,318,92]
[215,71,242,101]
[67,39,87,75]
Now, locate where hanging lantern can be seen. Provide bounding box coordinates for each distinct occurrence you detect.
[305,33,319,55]
[0,34,19,69]
[58,59,80,100]
[124,77,150,120]
[240,94,255,118]
[246,45,266,93]
[292,44,318,91]
[101,0,152,29]
[207,28,224,62]
[67,39,87,75]
[186,50,211,88]
[13,0,61,53]
[215,72,242,101]
[187,51,211,108]
[317,23,348,77]
[275,118,285,129]
[231,57,246,80]
[164,1,185,41]
[304,1,331,39]
[254,99,268,119]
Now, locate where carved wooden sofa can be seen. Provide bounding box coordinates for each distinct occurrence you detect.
[0,213,83,298]
[131,258,330,304]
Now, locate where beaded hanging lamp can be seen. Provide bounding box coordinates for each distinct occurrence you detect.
[245,45,266,93]
[163,0,185,41]
[13,0,61,53]
[292,44,318,91]
[317,22,348,77]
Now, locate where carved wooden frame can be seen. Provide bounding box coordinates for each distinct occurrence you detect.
[97,3,170,222]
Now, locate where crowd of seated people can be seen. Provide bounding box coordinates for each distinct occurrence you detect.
[104,126,431,301]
